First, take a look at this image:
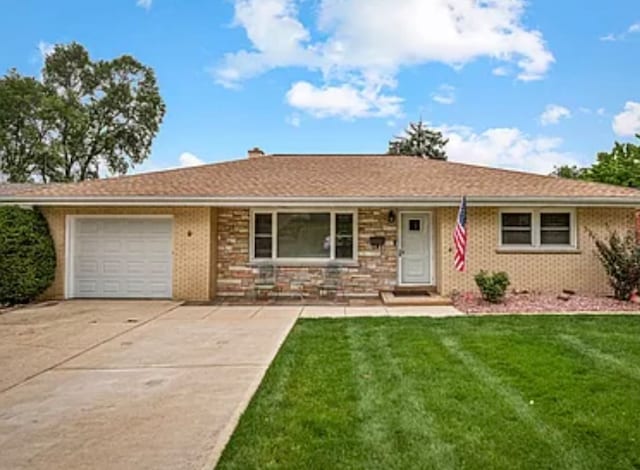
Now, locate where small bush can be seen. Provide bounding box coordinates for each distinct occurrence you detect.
[474,270,510,303]
[588,228,640,301]
[0,206,56,305]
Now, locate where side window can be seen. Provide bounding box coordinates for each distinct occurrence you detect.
[254,213,273,258]
[540,213,571,245]
[501,213,532,245]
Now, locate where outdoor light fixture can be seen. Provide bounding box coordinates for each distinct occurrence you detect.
[388,210,396,224]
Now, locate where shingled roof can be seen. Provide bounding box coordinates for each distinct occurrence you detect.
[4,155,640,205]
[0,183,36,196]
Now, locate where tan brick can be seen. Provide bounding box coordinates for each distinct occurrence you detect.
[40,206,212,301]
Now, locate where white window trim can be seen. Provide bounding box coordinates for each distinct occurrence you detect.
[498,208,577,250]
[249,208,358,263]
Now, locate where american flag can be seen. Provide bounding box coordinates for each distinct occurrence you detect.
[453,196,467,272]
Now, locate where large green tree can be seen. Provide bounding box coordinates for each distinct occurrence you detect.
[0,42,165,183]
[552,135,640,188]
[0,71,60,183]
[388,119,449,160]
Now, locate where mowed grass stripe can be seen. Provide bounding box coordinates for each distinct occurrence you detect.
[218,320,362,469]
[440,336,585,469]
[560,334,640,381]
[346,321,457,469]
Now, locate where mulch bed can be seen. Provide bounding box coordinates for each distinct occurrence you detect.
[453,292,640,314]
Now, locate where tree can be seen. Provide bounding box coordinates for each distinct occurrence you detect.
[0,71,61,183]
[552,135,640,189]
[388,119,449,160]
[0,42,165,182]
[583,137,640,188]
[551,164,586,180]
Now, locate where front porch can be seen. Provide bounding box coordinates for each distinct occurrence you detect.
[216,207,444,302]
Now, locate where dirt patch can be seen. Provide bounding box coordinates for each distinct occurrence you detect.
[454,292,640,314]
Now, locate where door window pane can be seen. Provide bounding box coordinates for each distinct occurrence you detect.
[335,213,354,259]
[409,219,421,231]
[277,213,331,258]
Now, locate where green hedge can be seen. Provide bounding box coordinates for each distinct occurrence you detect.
[0,206,56,305]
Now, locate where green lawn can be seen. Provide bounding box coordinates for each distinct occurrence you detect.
[217,316,640,470]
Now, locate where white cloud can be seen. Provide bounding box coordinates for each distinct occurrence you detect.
[179,152,205,167]
[432,84,456,105]
[539,104,571,126]
[137,0,152,9]
[612,101,640,136]
[214,0,554,117]
[285,114,301,127]
[600,21,640,41]
[441,125,581,174]
[286,80,402,119]
[492,66,510,76]
[600,33,618,42]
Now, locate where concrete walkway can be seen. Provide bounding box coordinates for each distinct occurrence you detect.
[299,304,464,318]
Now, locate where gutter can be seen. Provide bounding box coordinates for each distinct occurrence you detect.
[1,195,640,207]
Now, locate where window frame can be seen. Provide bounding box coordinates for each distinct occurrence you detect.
[498,208,577,250]
[249,209,358,263]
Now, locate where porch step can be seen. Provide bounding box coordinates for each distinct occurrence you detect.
[380,291,452,307]
[393,285,438,297]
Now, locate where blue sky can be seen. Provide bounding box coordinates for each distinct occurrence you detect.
[1,0,639,174]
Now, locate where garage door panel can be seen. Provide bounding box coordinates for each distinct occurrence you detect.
[76,279,99,297]
[103,260,123,275]
[148,261,171,275]
[103,240,124,254]
[76,258,99,275]
[125,239,146,253]
[76,221,100,234]
[77,239,100,254]
[72,218,173,299]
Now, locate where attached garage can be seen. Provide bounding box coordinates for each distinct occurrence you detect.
[67,217,173,298]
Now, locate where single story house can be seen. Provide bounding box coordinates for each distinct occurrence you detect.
[2,150,640,302]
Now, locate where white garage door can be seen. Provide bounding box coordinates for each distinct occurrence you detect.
[71,218,173,298]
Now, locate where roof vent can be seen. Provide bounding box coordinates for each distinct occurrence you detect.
[248,147,265,158]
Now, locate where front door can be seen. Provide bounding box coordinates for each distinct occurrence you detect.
[400,213,431,285]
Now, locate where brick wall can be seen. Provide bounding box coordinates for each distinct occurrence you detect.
[436,206,636,296]
[216,208,398,297]
[39,204,636,302]
[40,206,213,301]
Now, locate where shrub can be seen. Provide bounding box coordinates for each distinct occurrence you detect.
[588,228,640,301]
[474,270,510,303]
[0,206,56,305]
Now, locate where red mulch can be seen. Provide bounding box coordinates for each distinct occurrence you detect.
[453,292,640,314]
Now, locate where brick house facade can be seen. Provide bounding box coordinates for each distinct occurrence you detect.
[4,153,640,302]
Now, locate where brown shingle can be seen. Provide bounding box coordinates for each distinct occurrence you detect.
[0,183,37,196]
[4,155,640,201]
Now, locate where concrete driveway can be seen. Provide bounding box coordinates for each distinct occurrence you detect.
[0,301,299,470]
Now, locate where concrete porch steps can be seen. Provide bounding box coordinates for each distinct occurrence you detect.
[380,291,453,307]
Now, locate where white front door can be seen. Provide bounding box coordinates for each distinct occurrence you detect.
[70,218,173,298]
[399,213,431,285]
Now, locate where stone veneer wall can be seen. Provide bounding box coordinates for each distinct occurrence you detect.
[40,206,213,301]
[436,206,636,296]
[216,208,398,297]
